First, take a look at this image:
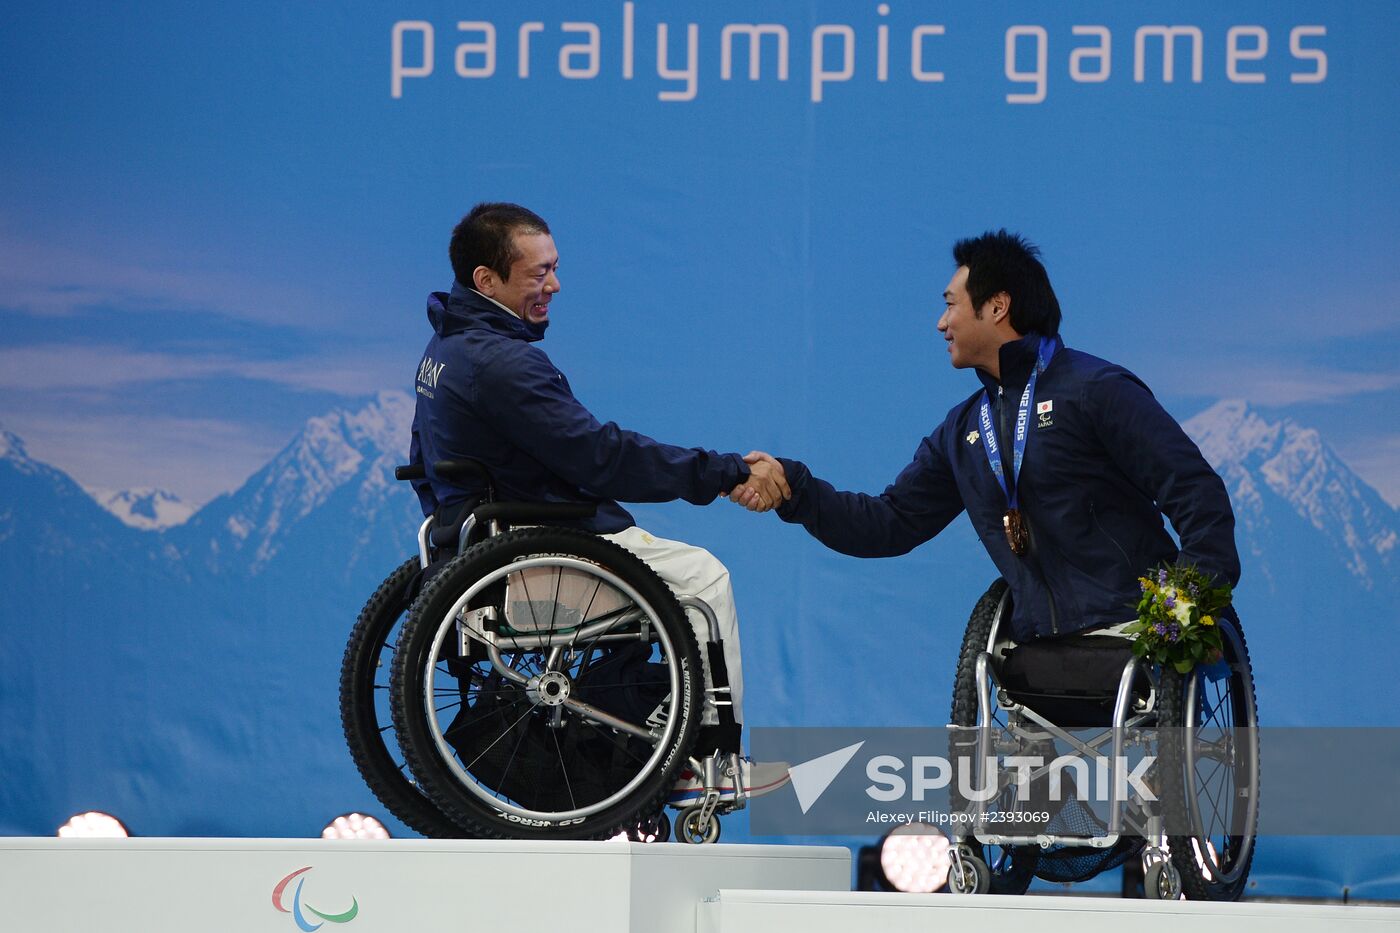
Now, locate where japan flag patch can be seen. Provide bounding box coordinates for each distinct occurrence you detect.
[1036,400,1054,415]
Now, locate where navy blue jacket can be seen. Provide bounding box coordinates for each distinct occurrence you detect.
[409,283,750,534]
[775,333,1240,641]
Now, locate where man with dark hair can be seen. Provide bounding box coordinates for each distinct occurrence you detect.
[411,201,790,800]
[951,229,1061,339]
[737,230,1239,642]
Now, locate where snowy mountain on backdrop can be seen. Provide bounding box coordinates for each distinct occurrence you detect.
[0,424,158,575]
[1183,399,1398,594]
[172,389,422,584]
[6,395,1394,603]
[94,487,193,530]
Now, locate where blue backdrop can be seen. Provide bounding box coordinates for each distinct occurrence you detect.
[2,0,1398,898]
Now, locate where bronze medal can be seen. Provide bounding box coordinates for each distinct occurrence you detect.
[1003,509,1029,556]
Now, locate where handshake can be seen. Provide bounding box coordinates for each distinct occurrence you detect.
[726,451,790,513]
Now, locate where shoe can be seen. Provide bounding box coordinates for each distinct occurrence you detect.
[668,757,791,805]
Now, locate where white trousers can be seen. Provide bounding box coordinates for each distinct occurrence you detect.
[602,526,745,727]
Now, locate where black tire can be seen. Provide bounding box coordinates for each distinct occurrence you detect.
[948,850,992,894]
[949,579,1039,894]
[1144,860,1182,900]
[339,558,465,838]
[391,527,703,839]
[1156,612,1259,901]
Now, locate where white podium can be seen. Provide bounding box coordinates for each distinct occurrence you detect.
[6,837,1394,933]
[699,889,1400,933]
[0,837,849,933]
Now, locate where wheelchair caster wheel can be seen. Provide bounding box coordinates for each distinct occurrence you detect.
[630,810,670,843]
[948,853,991,894]
[1144,861,1182,900]
[676,806,721,844]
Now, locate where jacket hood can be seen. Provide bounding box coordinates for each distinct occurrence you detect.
[426,281,548,343]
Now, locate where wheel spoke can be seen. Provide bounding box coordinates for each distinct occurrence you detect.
[550,726,579,811]
[549,565,562,633]
[490,701,542,807]
[453,695,541,773]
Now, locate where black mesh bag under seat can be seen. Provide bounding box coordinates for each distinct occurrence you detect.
[440,643,668,812]
[999,635,1147,728]
[1033,795,1144,883]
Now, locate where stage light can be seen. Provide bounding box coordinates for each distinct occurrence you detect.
[322,813,391,840]
[57,811,130,838]
[871,822,952,893]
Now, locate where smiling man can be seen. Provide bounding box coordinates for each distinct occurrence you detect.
[742,229,1240,643]
[409,201,790,799]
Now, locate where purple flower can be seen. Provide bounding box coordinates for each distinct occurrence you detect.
[1158,568,1168,586]
[1153,621,1167,636]
[1164,595,1176,610]
[1167,623,1181,643]
[1188,583,1199,598]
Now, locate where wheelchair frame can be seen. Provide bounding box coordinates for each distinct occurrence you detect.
[344,458,753,842]
[947,583,1259,900]
[414,515,750,834]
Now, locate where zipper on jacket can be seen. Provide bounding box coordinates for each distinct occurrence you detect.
[1021,512,1060,635]
[996,387,1012,481]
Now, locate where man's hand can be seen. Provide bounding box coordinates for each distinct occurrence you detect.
[728,451,790,512]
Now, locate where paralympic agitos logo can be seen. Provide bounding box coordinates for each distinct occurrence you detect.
[271,867,360,931]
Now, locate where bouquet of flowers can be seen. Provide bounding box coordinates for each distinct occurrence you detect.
[1122,564,1231,673]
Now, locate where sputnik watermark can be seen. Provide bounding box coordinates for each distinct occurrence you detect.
[756,725,1400,837]
[750,726,1183,836]
[864,753,1156,804]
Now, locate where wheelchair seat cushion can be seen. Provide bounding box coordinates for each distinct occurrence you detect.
[999,635,1141,728]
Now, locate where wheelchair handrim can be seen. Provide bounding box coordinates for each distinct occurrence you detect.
[1183,618,1258,885]
[423,554,686,824]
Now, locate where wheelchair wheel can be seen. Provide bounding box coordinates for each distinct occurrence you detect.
[1144,860,1183,900]
[339,558,464,838]
[1157,612,1259,901]
[948,579,1039,895]
[948,849,991,894]
[391,527,703,839]
[677,805,721,845]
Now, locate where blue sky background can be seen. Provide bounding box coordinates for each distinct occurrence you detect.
[1,0,1396,507]
[2,1,1399,891]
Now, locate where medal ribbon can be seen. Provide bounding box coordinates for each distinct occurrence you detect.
[977,336,1061,513]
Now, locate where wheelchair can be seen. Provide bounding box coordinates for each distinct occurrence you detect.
[944,579,1259,901]
[341,459,752,843]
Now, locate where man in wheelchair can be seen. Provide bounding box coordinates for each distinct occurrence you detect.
[739,231,1252,898]
[403,202,790,841]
